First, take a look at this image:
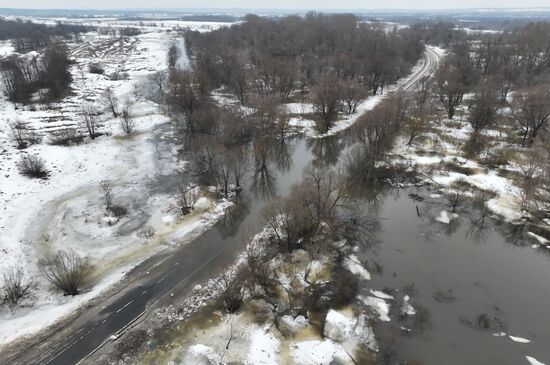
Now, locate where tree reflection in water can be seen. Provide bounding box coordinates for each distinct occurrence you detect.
[251,137,279,199]
[307,134,345,168]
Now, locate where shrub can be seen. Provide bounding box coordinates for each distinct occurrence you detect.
[1,267,34,309]
[48,128,84,146]
[218,270,244,313]
[137,226,156,239]
[38,250,93,296]
[108,204,128,218]
[10,120,41,149]
[88,63,105,74]
[19,154,49,178]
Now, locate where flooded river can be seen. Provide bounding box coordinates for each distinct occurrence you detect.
[362,188,550,364]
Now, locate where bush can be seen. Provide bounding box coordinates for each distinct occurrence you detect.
[109,71,129,81]
[48,128,84,146]
[38,250,93,296]
[1,267,34,309]
[10,120,41,149]
[119,105,135,134]
[137,226,156,239]
[19,154,49,178]
[108,204,128,218]
[88,63,105,74]
[218,270,244,313]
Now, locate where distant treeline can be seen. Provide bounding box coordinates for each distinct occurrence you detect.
[119,15,239,23]
[0,18,92,52]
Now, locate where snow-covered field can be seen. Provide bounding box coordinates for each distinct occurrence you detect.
[0,19,233,347]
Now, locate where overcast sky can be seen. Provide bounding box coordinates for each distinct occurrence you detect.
[0,0,549,10]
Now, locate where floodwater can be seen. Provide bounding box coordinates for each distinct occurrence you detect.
[361,188,550,365]
[151,127,550,365]
[148,123,550,365]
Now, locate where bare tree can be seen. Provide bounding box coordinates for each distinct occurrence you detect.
[10,120,28,148]
[312,76,343,133]
[10,120,40,149]
[38,250,93,296]
[447,179,470,212]
[406,89,438,146]
[213,145,233,197]
[467,83,499,143]
[435,49,477,119]
[81,105,99,140]
[100,87,119,118]
[342,79,366,115]
[99,180,113,209]
[176,185,199,215]
[119,102,135,134]
[148,71,166,103]
[167,69,201,132]
[167,42,180,69]
[1,267,34,309]
[229,146,247,192]
[511,85,550,146]
[218,269,244,313]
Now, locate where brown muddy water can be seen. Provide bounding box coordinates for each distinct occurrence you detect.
[361,188,550,365]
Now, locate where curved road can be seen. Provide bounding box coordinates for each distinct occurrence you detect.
[3,45,442,365]
[400,45,442,92]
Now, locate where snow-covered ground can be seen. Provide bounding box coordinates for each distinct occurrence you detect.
[0,19,233,347]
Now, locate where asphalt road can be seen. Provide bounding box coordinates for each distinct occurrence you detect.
[400,46,441,92]
[4,46,442,365]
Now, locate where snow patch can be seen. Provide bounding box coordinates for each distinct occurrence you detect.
[246,328,280,365]
[526,356,546,365]
[509,335,531,343]
[290,339,349,365]
[435,210,459,224]
[359,295,391,322]
[401,295,416,316]
[344,255,371,280]
[324,309,356,342]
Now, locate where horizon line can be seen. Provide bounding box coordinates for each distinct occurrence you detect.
[1,6,550,12]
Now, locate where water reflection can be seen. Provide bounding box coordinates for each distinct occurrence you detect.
[271,138,294,172]
[220,195,250,238]
[364,187,550,365]
[251,140,278,199]
[307,134,345,167]
[465,218,493,244]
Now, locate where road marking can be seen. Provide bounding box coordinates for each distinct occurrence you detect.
[75,248,228,365]
[115,300,134,314]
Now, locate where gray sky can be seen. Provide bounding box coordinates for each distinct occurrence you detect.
[1,0,549,10]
